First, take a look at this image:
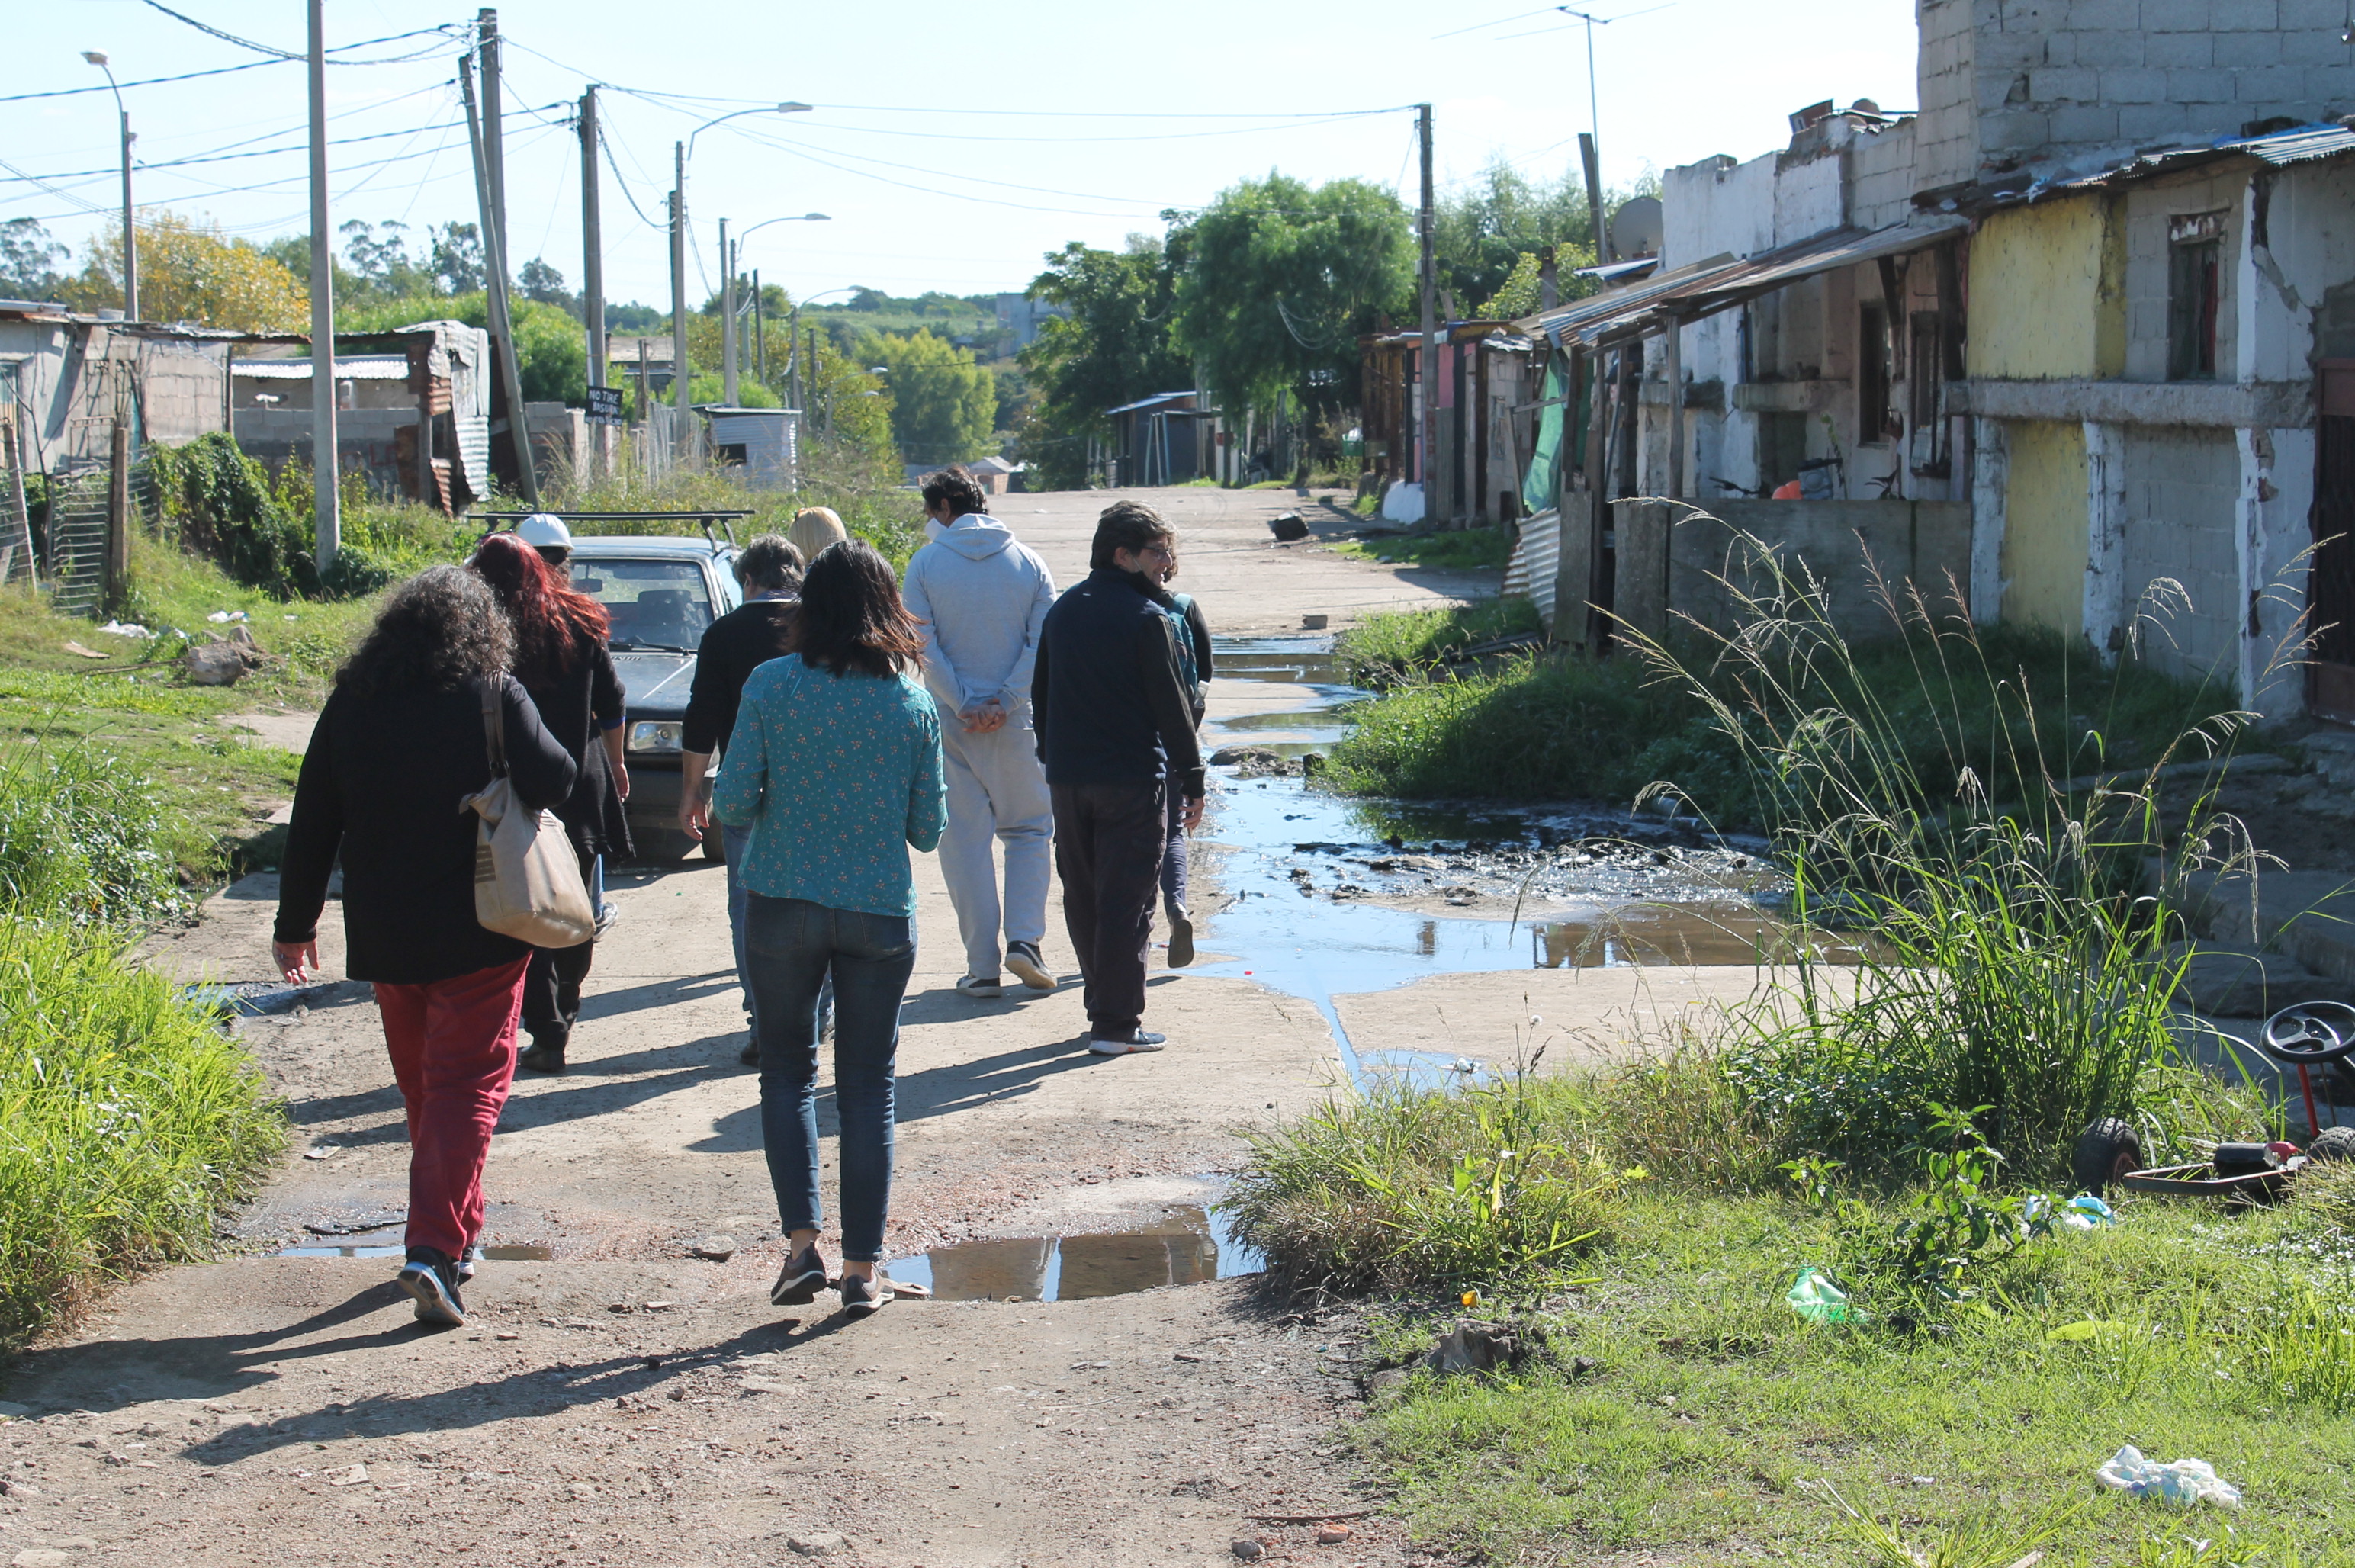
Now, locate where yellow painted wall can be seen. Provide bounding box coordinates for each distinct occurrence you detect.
[2000,419,2088,636]
[1968,198,2126,380]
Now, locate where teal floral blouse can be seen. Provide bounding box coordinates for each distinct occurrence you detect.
[712,654,946,917]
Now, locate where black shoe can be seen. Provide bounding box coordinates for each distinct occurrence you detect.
[457,1241,484,1282]
[771,1243,828,1306]
[1005,941,1056,991]
[398,1248,466,1327]
[840,1272,887,1319]
[1165,910,1195,969]
[519,1038,567,1073]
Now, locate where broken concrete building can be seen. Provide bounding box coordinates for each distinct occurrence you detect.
[1505,0,2355,725]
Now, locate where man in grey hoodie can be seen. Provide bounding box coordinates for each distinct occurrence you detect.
[904,466,1059,997]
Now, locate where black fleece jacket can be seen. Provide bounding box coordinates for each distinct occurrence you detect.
[275,673,577,984]
[1031,567,1206,798]
[682,596,802,759]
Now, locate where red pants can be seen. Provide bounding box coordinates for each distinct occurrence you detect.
[374,957,529,1260]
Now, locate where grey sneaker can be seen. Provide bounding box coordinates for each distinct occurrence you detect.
[771,1243,827,1307]
[840,1273,888,1319]
[398,1248,467,1327]
[1005,942,1056,991]
[955,975,1004,999]
[1088,1030,1168,1056]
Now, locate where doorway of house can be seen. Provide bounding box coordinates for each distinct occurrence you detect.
[2310,359,2355,722]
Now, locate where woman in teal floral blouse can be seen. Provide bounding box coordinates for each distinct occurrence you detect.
[714,538,946,1319]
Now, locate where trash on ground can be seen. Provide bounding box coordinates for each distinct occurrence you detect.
[1422,1319,1538,1374]
[62,641,109,660]
[303,1213,403,1235]
[1787,1266,1852,1322]
[2094,1444,2242,1509]
[1267,512,1309,542]
[207,609,249,623]
[2022,1192,2116,1234]
[98,621,153,638]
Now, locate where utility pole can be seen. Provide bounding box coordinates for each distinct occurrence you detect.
[1580,133,1610,265]
[461,53,538,506]
[670,141,689,434]
[1416,102,1438,519]
[787,300,802,410]
[477,10,507,274]
[580,85,606,474]
[721,219,737,405]
[305,0,338,570]
[753,268,765,387]
[82,55,137,321]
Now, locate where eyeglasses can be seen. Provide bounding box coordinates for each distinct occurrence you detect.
[1137,542,1175,561]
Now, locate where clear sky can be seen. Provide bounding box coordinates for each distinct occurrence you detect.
[5,1,1919,311]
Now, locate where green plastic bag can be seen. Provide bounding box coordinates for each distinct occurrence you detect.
[1786,1267,1851,1322]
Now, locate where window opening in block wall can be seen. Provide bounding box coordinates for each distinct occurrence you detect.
[2167,210,2228,382]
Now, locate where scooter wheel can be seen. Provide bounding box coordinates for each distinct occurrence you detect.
[2308,1125,2355,1162]
[2073,1117,2142,1195]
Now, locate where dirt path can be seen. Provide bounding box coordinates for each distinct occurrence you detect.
[0,489,1758,1567]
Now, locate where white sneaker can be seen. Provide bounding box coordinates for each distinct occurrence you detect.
[955,975,1003,999]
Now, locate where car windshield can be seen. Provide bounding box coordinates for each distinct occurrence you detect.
[570,558,714,651]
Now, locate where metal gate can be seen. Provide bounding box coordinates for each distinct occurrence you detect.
[43,459,111,620]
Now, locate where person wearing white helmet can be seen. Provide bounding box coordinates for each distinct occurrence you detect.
[516,512,573,568]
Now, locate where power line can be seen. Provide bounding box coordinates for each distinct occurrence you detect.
[0,24,466,103]
[138,0,304,60]
[2,119,471,185]
[0,156,108,215]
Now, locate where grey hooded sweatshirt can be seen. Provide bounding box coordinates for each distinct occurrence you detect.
[901,512,1058,718]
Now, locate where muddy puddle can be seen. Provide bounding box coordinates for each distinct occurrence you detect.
[1191,635,1855,1078]
[882,1205,1262,1302]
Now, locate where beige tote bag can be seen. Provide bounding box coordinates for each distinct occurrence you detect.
[461,680,595,949]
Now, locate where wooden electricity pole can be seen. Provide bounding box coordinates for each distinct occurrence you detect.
[1417,103,1438,520]
[306,0,339,570]
[460,53,538,506]
[580,85,606,473]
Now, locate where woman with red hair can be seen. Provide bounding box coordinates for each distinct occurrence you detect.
[470,530,633,1075]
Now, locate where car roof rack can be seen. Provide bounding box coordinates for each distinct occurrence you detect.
[471,509,750,550]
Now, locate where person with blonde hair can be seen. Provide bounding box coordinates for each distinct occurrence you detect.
[789,506,849,566]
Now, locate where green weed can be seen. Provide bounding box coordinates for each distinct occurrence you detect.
[0,914,284,1344]
[0,737,192,925]
[1331,599,1542,686]
[1332,526,1515,574]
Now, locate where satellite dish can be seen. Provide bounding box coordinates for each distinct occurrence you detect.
[1609,195,1663,260]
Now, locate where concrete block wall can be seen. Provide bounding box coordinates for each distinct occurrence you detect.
[1929,0,2355,183]
[2119,425,2241,682]
[2122,169,2245,381]
[1849,122,1922,230]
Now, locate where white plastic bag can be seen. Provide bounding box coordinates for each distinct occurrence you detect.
[2094,1445,2241,1509]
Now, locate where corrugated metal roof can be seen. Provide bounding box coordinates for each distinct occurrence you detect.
[1515,253,1741,348]
[1104,390,1195,416]
[1946,124,2355,211]
[1502,508,1560,628]
[234,354,410,381]
[1572,257,1660,283]
[1515,219,1966,350]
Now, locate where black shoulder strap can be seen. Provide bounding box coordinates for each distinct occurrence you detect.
[480,677,509,778]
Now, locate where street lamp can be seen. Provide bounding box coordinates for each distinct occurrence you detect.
[670,103,812,420]
[723,212,831,403]
[81,51,136,321]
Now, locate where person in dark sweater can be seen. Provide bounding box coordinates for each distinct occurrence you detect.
[1032,500,1205,1054]
[471,532,632,1073]
[273,566,576,1328]
[680,534,807,1060]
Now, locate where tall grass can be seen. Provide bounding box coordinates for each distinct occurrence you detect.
[0,914,284,1342]
[1332,599,1544,686]
[1618,528,2273,1181]
[0,738,192,926]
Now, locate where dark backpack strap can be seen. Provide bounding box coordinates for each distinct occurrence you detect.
[480,676,509,778]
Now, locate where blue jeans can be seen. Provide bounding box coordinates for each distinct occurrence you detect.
[744,893,915,1262]
[723,823,830,1036]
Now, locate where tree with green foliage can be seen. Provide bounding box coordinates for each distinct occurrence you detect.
[0,219,69,302]
[859,327,995,466]
[1174,174,1412,420]
[339,293,586,405]
[1017,236,1190,490]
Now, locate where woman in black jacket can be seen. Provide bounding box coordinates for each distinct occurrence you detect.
[273,566,575,1328]
[471,531,635,1072]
